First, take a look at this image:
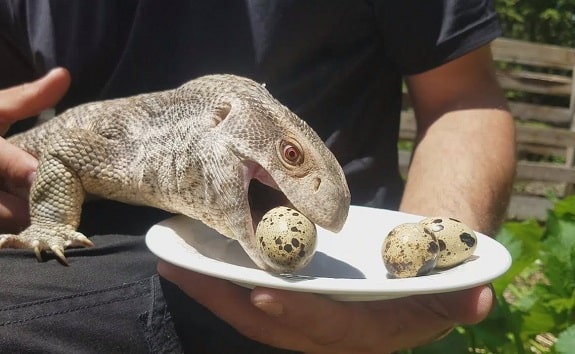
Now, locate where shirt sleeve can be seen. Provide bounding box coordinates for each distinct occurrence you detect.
[0,1,38,88]
[374,0,502,75]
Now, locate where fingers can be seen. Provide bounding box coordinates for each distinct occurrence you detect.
[0,190,30,233]
[250,284,494,353]
[423,285,494,325]
[250,291,384,353]
[158,260,495,353]
[0,67,62,232]
[0,138,37,189]
[157,261,316,351]
[251,288,393,353]
[0,67,71,134]
[0,139,35,233]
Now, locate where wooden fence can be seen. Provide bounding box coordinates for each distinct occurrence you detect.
[400,37,575,220]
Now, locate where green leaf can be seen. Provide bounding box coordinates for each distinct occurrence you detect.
[512,289,539,312]
[554,325,575,354]
[408,330,468,354]
[472,316,516,350]
[541,255,575,302]
[519,301,557,337]
[539,9,561,22]
[547,295,575,314]
[543,217,575,266]
[551,195,575,220]
[493,220,545,295]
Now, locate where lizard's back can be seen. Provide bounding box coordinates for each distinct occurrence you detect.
[1,74,351,271]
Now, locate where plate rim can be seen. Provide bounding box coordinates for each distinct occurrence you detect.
[146,206,512,301]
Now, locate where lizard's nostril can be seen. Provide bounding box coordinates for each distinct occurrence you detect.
[313,177,321,192]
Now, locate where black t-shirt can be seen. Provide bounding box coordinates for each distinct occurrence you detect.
[0,2,502,353]
[0,0,501,213]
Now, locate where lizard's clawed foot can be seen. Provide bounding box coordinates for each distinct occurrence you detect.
[0,225,94,265]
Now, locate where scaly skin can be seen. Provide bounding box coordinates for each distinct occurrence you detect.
[1,74,351,271]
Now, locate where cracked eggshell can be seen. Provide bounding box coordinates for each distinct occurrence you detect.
[256,206,317,273]
[382,223,439,278]
[420,217,478,268]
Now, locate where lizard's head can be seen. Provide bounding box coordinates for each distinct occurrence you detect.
[184,74,350,270]
[220,77,351,236]
[243,131,351,235]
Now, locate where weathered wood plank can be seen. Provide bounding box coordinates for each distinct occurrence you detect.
[398,149,575,184]
[398,150,410,176]
[516,144,565,158]
[506,194,553,221]
[400,112,575,148]
[403,100,571,126]
[496,70,572,96]
[399,112,421,145]
[517,161,575,183]
[517,124,575,148]
[492,37,575,70]
[507,101,572,125]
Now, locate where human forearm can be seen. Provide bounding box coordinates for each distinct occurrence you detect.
[399,107,516,234]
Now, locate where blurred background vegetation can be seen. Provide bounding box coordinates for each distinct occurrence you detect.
[496,0,575,46]
[402,1,575,353]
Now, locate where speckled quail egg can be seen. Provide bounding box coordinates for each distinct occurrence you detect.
[420,217,478,268]
[382,223,440,278]
[255,206,317,273]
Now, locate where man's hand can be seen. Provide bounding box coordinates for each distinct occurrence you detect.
[159,261,493,353]
[157,44,512,353]
[0,68,70,232]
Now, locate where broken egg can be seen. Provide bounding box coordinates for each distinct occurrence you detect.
[382,223,440,278]
[420,217,478,268]
[255,206,317,273]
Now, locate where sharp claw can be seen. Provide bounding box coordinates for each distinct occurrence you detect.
[51,246,69,266]
[1,229,91,265]
[79,235,94,247]
[34,246,44,262]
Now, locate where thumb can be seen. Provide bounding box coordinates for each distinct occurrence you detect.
[0,138,37,191]
[0,67,70,134]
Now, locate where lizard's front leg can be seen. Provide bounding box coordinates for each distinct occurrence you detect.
[0,148,93,264]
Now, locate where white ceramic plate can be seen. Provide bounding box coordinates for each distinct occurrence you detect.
[146,206,511,301]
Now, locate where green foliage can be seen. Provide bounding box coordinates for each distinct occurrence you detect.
[399,3,575,353]
[495,0,574,110]
[404,195,575,353]
[496,0,575,47]
[555,325,575,352]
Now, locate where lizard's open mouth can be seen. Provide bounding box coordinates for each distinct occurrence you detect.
[244,162,292,233]
[248,179,290,230]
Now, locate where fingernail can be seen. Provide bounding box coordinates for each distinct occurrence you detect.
[253,299,284,316]
[27,172,36,185]
[480,284,497,315]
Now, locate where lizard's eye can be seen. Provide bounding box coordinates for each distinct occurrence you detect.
[284,145,299,162]
[280,140,304,166]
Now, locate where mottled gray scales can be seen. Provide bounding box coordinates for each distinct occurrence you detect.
[1,74,350,271]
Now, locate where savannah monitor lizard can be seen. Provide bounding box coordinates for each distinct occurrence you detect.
[1,74,351,272]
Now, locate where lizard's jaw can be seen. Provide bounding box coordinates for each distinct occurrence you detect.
[247,180,293,232]
[244,162,292,233]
